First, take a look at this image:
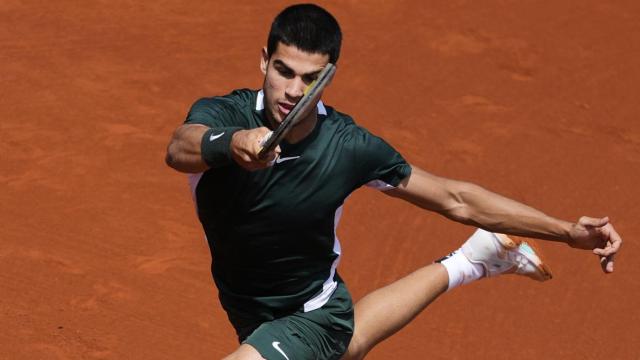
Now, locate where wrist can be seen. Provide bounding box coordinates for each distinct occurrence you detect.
[561,220,577,245]
[200,127,242,168]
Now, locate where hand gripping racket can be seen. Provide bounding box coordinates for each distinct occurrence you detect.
[258,63,336,159]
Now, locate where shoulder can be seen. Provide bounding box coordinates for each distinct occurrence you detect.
[186,89,259,127]
[323,106,381,146]
[191,88,257,113]
[328,107,402,158]
[322,106,365,137]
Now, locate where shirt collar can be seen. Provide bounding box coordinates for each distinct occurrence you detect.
[256,90,327,115]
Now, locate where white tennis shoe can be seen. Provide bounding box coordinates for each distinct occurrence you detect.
[461,229,553,281]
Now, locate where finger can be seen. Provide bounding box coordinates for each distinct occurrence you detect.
[593,248,606,256]
[257,128,273,146]
[600,254,615,273]
[253,126,270,135]
[260,148,279,161]
[593,240,617,267]
[593,241,615,257]
[580,216,609,228]
[606,255,615,273]
[605,225,623,252]
[593,227,623,257]
[253,141,268,160]
[264,153,278,165]
[239,153,253,163]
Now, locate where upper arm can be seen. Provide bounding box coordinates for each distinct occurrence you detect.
[165,123,211,172]
[350,126,412,188]
[173,96,242,149]
[166,95,245,173]
[169,97,231,152]
[383,165,468,218]
[167,123,210,150]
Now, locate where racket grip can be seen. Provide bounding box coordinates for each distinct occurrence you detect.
[259,131,273,147]
[258,131,273,159]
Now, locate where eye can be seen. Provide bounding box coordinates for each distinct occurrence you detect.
[276,67,294,79]
[302,75,318,85]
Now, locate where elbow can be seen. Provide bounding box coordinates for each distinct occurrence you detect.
[441,181,474,224]
[164,141,207,173]
[165,151,176,169]
[164,142,181,171]
[445,204,473,225]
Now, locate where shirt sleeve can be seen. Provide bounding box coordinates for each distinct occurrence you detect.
[352,127,412,189]
[184,97,243,128]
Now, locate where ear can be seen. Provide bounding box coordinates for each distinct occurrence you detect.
[260,47,269,75]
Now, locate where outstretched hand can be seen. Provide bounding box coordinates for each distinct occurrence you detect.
[568,216,622,273]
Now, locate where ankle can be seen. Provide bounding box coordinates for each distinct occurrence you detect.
[437,250,485,291]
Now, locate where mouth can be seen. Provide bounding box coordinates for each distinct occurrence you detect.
[278,102,295,117]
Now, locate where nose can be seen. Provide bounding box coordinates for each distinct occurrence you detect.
[285,77,306,100]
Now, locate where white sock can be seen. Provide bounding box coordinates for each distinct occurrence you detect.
[438,250,485,291]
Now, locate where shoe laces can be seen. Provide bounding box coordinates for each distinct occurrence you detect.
[512,243,536,272]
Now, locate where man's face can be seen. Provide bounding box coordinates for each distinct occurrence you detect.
[260,42,330,127]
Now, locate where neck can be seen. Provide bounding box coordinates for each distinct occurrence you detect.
[268,110,318,144]
[284,111,318,144]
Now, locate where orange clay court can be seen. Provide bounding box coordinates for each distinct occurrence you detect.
[1,1,639,359]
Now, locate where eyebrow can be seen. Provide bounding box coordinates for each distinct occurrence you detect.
[273,59,323,78]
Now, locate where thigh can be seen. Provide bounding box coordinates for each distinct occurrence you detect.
[243,316,315,360]
[223,344,265,360]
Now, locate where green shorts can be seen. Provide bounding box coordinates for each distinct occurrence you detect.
[243,281,354,360]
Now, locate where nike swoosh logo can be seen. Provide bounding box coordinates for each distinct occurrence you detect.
[275,156,300,164]
[271,341,289,360]
[209,132,225,141]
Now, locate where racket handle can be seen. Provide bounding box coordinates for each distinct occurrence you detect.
[258,131,274,159]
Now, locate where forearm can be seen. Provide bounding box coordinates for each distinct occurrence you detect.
[448,181,573,243]
[166,124,278,173]
[387,167,575,243]
[388,166,622,271]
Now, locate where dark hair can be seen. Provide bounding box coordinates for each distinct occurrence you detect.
[267,4,342,64]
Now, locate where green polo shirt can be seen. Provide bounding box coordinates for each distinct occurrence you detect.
[185,89,411,337]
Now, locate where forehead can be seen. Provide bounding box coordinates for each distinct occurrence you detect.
[270,42,330,73]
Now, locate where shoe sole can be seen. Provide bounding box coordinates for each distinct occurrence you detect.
[494,233,553,281]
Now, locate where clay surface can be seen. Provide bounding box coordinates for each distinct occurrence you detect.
[1,1,638,359]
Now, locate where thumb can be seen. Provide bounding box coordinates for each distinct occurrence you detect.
[600,254,615,273]
[579,216,609,228]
